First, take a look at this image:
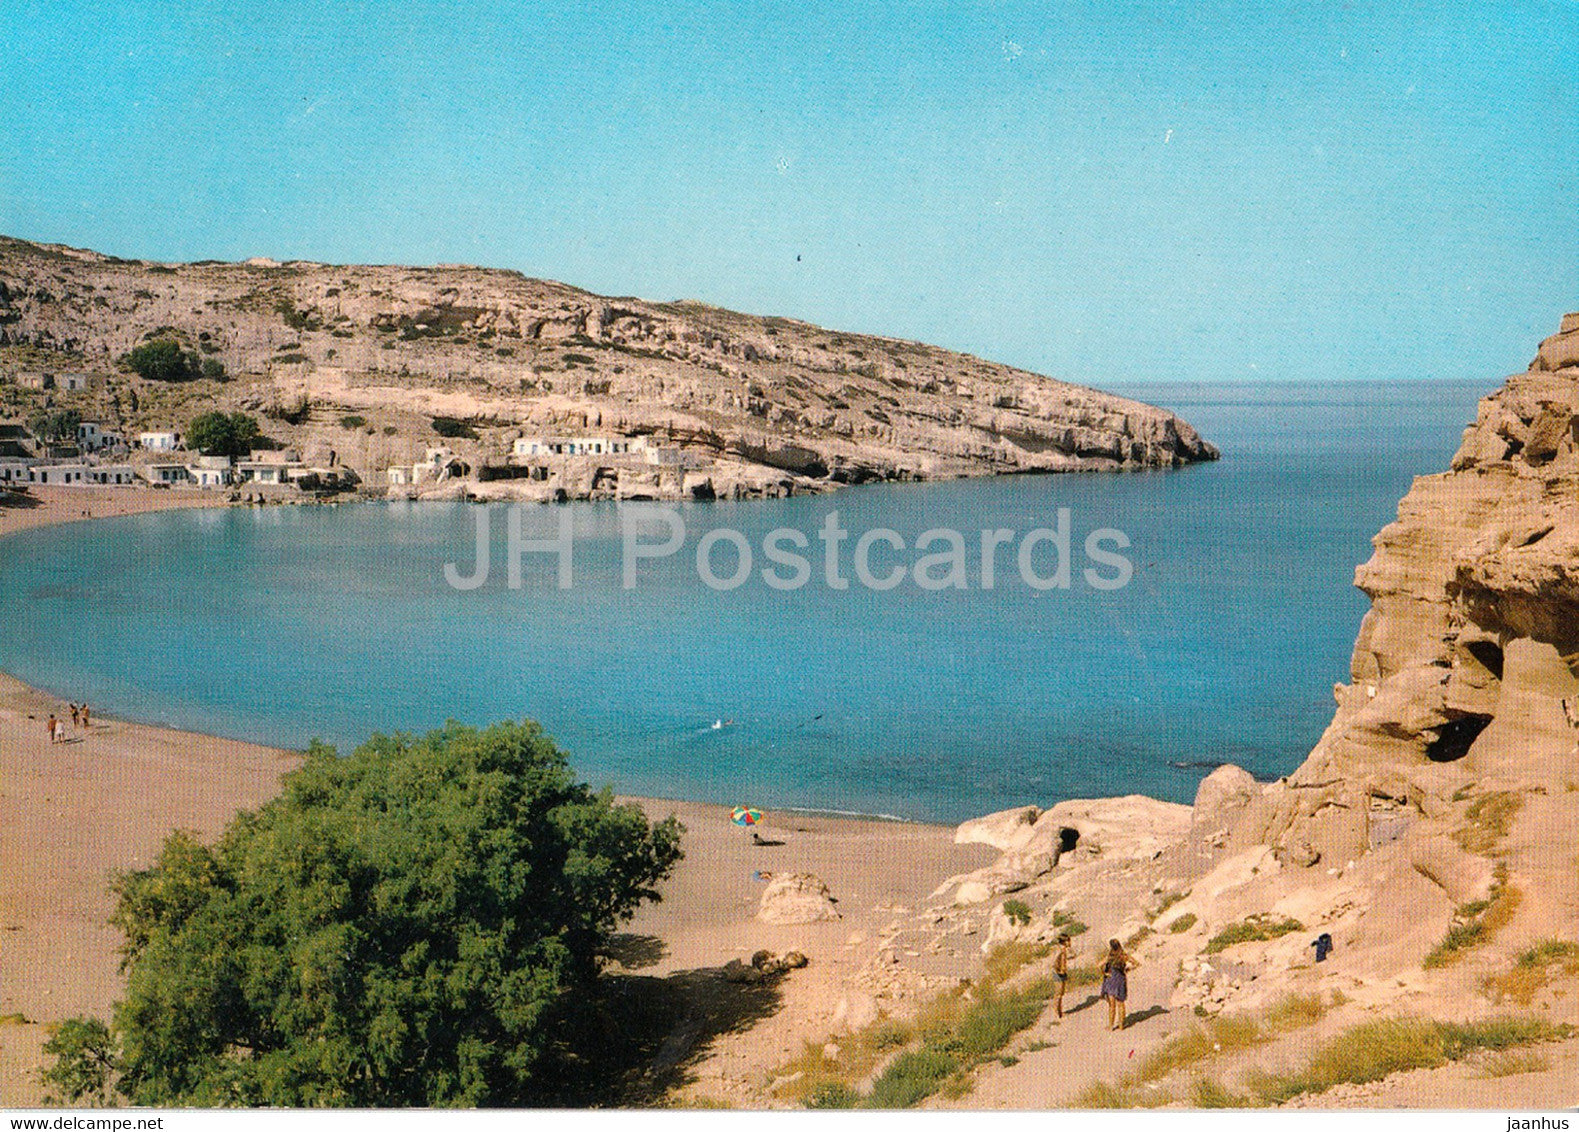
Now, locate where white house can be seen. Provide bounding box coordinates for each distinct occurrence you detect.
[87,464,136,486]
[139,431,181,452]
[0,459,36,484]
[512,435,642,459]
[143,463,191,486]
[57,373,94,392]
[28,463,90,486]
[186,455,232,489]
[387,466,414,486]
[77,422,122,452]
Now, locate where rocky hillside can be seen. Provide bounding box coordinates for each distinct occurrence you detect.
[0,235,1215,499]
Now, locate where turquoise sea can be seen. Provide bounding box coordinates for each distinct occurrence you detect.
[0,380,1489,822]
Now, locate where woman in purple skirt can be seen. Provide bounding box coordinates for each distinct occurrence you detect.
[1100,938,1138,1031]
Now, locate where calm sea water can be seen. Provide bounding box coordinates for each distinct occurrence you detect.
[0,380,1488,822]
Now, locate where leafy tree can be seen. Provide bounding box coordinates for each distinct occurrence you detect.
[122,338,200,382]
[48,721,683,1107]
[186,411,263,458]
[27,407,81,446]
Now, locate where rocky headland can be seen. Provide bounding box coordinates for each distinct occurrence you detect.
[0,235,1216,502]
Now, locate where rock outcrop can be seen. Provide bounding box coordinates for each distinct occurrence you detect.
[0,235,1217,501]
[1241,314,1579,869]
[756,872,841,924]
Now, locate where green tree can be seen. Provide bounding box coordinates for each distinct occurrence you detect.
[186,411,262,458]
[27,407,81,447]
[48,721,683,1107]
[122,338,200,382]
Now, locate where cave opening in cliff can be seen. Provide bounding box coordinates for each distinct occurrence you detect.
[1465,640,1506,680]
[1426,714,1493,762]
[1058,827,1080,853]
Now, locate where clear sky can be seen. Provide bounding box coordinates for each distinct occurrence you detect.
[2,1,1574,384]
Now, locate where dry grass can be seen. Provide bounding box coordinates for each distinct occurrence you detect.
[1204,915,1305,954]
[1478,1048,1553,1078]
[781,941,1057,1108]
[1455,790,1523,854]
[1247,1015,1567,1104]
[1482,940,1579,1004]
[1168,912,1198,933]
[1424,878,1521,969]
[1073,994,1328,1107]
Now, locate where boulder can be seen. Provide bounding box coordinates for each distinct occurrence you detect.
[954,805,1043,851]
[1191,765,1260,841]
[757,872,841,924]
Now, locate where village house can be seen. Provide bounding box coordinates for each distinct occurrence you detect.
[138,430,182,451]
[0,458,35,484]
[512,435,642,459]
[143,463,191,486]
[28,463,90,486]
[387,465,415,486]
[235,449,306,486]
[186,455,232,489]
[77,422,123,453]
[86,464,136,486]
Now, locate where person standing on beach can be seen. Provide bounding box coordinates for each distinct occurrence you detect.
[1052,932,1073,1019]
[47,713,59,743]
[1099,938,1138,1031]
[81,703,90,731]
[69,703,80,728]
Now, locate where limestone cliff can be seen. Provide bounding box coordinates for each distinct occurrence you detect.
[0,235,1216,500]
[1238,313,1579,869]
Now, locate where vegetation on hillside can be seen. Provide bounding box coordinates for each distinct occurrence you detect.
[43,721,684,1107]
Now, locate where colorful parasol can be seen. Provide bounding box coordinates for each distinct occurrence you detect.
[731,806,764,827]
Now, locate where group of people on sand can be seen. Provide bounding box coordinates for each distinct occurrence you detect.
[45,701,91,743]
[1051,933,1140,1032]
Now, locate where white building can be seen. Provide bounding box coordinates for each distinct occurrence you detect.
[512,435,642,459]
[0,459,36,484]
[28,464,89,486]
[77,422,123,452]
[139,431,181,452]
[143,463,191,486]
[87,464,136,486]
[187,455,232,488]
[387,466,414,486]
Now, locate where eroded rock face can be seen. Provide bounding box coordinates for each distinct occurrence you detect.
[0,235,1218,501]
[1243,313,1579,866]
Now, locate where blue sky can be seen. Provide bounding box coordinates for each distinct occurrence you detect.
[2,1,1574,384]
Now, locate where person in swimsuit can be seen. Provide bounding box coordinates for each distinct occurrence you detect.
[1100,938,1138,1031]
[1052,932,1073,1019]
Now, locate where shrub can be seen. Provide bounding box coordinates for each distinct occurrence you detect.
[272,353,309,366]
[432,416,478,439]
[122,338,200,382]
[339,415,367,430]
[1204,916,1304,954]
[1001,899,1032,927]
[199,357,226,381]
[46,722,683,1106]
[1168,912,1198,933]
[866,1048,959,1109]
[40,1017,116,1105]
[805,1081,858,1108]
[1424,882,1520,969]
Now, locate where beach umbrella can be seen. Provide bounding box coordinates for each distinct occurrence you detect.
[731,806,764,827]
